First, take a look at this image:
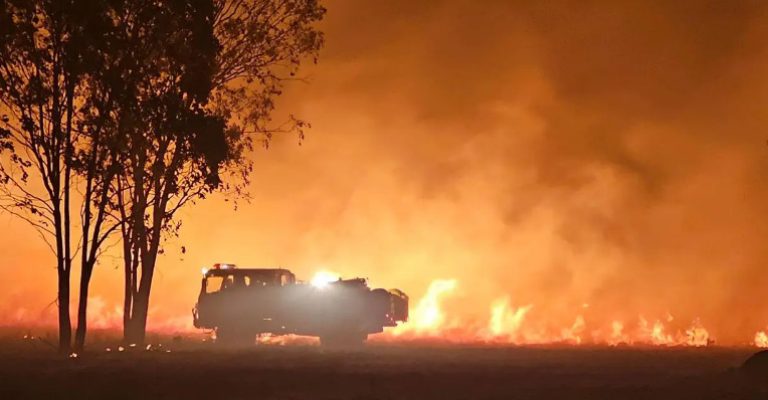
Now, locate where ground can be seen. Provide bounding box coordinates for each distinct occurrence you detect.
[0,335,765,399]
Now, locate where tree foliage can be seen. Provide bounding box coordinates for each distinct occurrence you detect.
[0,0,125,351]
[112,0,325,343]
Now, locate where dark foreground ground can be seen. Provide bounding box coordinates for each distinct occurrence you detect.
[0,337,766,400]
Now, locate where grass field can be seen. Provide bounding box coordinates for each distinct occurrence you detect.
[0,333,765,399]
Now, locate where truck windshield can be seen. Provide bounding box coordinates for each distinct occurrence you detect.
[205,276,224,293]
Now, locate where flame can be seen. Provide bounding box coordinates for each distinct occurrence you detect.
[381,279,721,347]
[608,320,629,345]
[409,279,457,332]
[684,319,710,347]
[257,334,318,346]
[560,315,586,344]
[755,331,768,348]
[393,279,457,336]
[487,297,532,342]
[639,317,674,345]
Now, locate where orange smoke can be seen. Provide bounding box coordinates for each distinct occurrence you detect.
[4,1,768,350]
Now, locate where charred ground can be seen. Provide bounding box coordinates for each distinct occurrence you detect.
[0,334,764,400]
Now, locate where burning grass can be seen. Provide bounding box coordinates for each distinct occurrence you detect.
[6,277,768,349]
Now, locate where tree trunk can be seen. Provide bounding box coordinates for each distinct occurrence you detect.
[54,192,70,352]
[57,266,71,353]
[125,293,148,345]
[122,263,132,340]
[74,265,93,351]
[125,260,155,344]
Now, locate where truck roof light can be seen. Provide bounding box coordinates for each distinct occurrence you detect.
[311,270,340,288]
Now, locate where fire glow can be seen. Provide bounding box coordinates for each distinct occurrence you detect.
[755,331,768,348]
[12,276,768,348]
[310,271,340,288]
[381,279,734,347]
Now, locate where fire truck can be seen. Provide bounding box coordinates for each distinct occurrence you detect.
[192,264,409,346]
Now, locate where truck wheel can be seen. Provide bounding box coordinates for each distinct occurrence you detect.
[216,326,254,347]
[320,332,367,347]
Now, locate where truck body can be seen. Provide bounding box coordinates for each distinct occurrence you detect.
[192,264,409,345]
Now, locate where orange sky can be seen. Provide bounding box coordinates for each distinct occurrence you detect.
[4,0,768,345]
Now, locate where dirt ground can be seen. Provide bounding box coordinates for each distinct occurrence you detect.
[0,335,765,400]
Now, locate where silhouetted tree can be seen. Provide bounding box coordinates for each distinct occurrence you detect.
[0,0,122,352]
[108,0,228,344]
[117,0,325,344]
